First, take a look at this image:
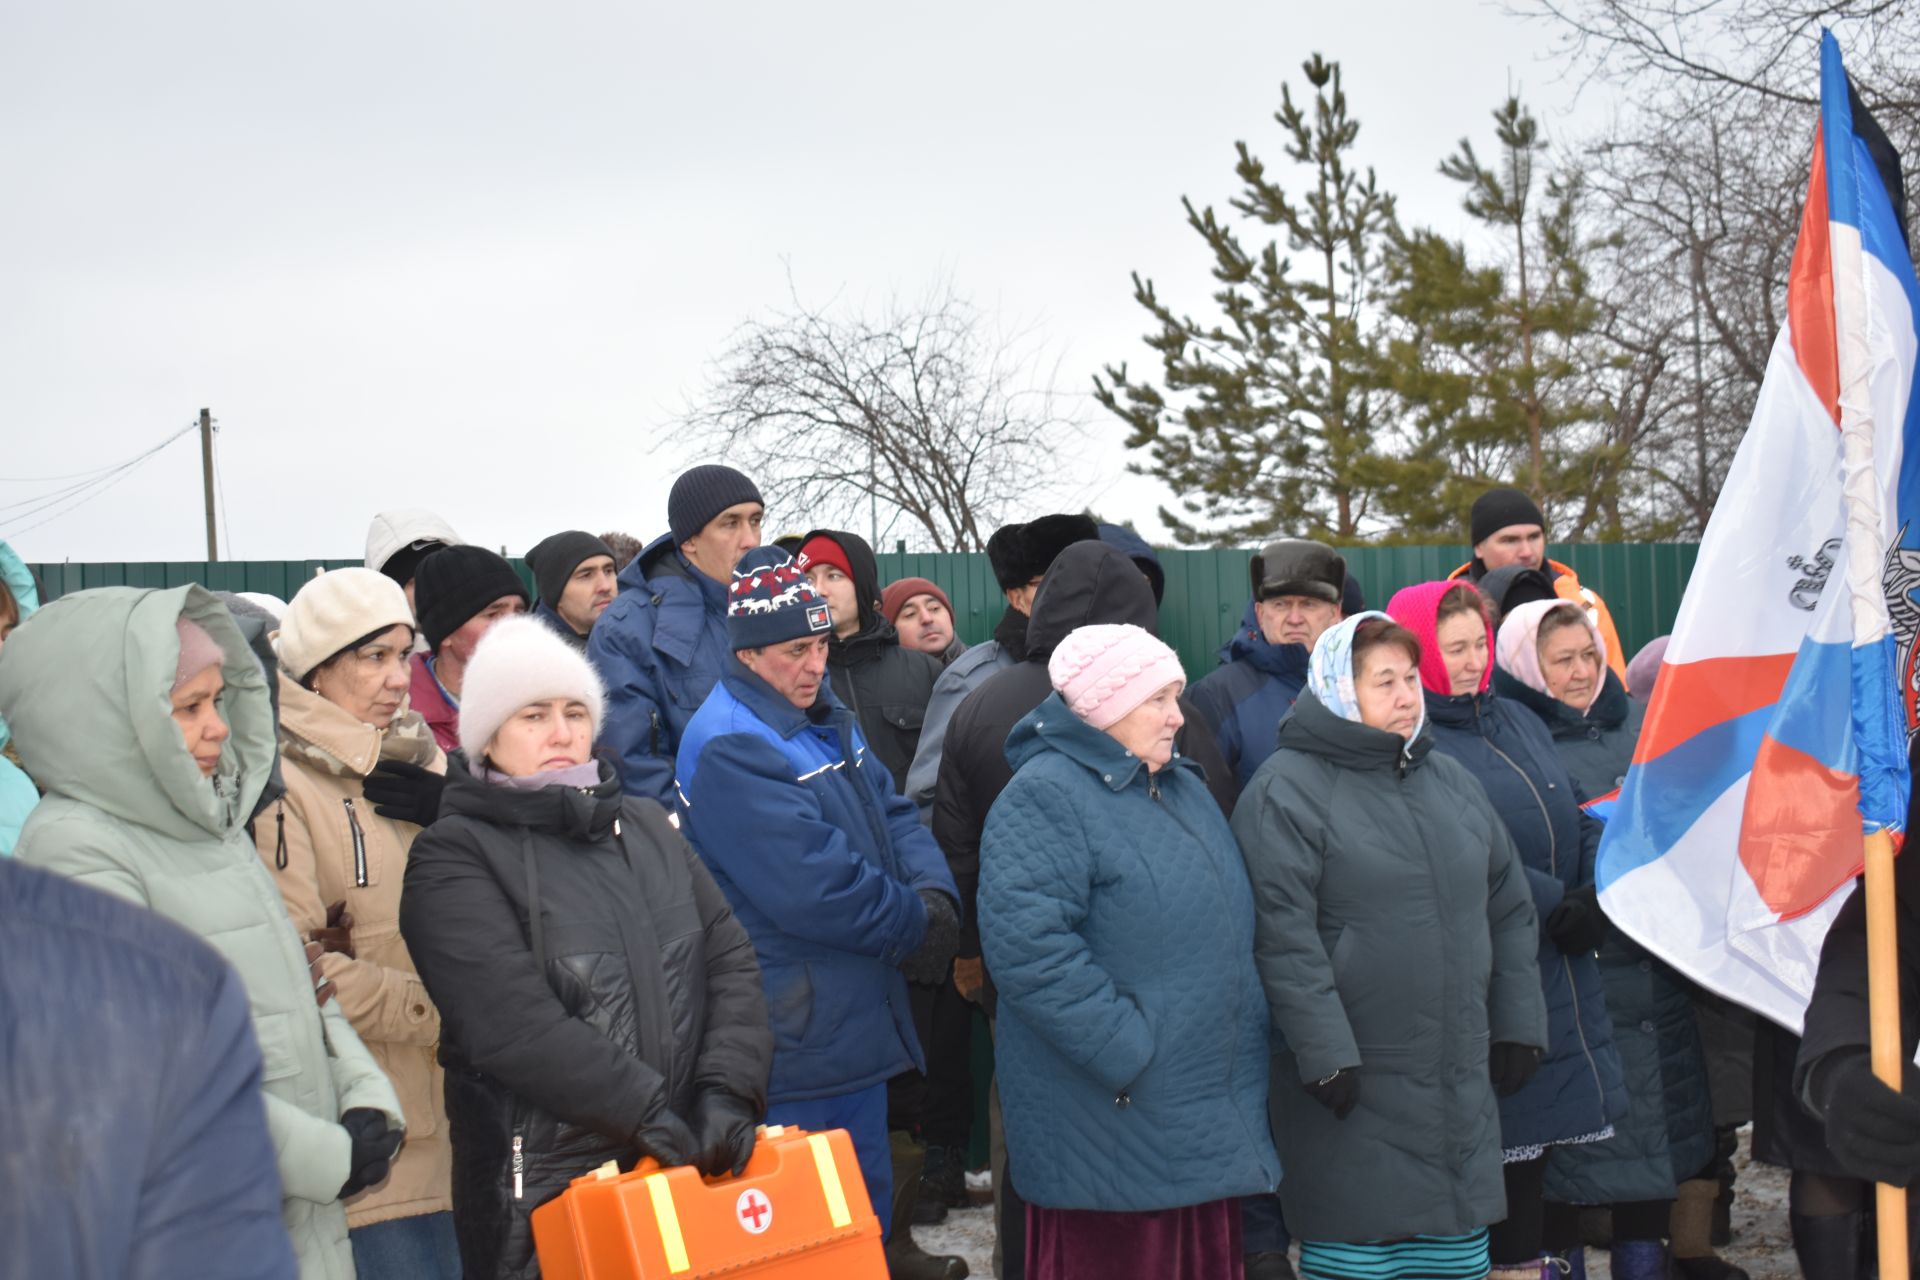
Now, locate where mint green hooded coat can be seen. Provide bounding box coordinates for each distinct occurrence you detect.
[0,584,403,1279]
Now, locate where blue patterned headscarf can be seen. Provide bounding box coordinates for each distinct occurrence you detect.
[1306,610,1425,746]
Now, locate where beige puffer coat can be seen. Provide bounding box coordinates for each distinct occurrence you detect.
[260,670,452,1229]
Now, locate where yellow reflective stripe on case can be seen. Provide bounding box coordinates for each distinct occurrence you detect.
[808,1133,853,1229]
[644,1172,692,1273]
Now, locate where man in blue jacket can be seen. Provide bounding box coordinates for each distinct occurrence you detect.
[676,547,961,1251]
[0,856,296,1279]
[1189,538,1347,791]
[589,465,765,802]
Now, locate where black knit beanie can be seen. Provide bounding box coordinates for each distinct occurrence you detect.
[668,465,765,545]
[525,531,614,612]
[414,546,530,652]
[1470,487,1546,546]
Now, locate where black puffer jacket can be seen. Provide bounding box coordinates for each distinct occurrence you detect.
[802,528,943,794]
[933,540,1237,975]
[400,760,772,1280]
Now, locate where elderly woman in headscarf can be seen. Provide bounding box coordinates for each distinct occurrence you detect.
[1232,610,1546,1280]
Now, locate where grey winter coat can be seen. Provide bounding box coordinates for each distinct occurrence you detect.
[1232,688,1547,1243]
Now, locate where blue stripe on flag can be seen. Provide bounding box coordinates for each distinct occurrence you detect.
[1597,704,1776,890]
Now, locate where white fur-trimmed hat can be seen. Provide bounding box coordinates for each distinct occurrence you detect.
[457,614,606,763]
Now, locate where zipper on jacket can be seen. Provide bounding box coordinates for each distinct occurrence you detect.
[512,1133,524,1200]
[274,802,288,870]
[343,797,369,888]
[649,709,662,756]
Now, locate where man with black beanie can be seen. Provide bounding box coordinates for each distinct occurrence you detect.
[587,463,766,804]
[1449,485,1628,685]
[526,530,617,652]
[904,513,1099,816]
[406,545,530,753]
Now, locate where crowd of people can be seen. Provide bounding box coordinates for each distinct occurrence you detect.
[3,471,1920,1280]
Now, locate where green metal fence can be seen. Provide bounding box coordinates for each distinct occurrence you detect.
[27,543,1698,682]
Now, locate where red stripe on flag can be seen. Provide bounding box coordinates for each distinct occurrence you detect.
[1737,735,1863,920]
[1633,653,1798,765]
[1787,125,1840,426]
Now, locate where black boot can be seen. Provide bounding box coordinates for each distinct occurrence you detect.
[915,1144,967,1224]
[1790,1212,1865,1280]
[1244,1250,1297,1280]
[887,1131,969,1280]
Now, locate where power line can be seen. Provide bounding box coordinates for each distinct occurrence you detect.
[0,420,200,537]
[0,421,200,487]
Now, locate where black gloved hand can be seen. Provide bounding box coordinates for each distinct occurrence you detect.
[362,759,446,827]
[1545,884,1609,954]
[633,1106,699,1169]
[901,890,960,986]
[1817,1048,1920,1186]
[1490,1042,1542,1097]
[1303,1068,1359,1119]
[338,1107,403,1198]
[690,1091,760,1178]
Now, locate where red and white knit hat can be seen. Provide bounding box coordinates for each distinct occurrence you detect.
[1047,623,1186,729]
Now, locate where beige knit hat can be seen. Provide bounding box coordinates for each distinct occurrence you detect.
[457,615,606,763]
[274,568,416,683]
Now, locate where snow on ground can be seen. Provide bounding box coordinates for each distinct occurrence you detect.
[915,1127,1802,1279]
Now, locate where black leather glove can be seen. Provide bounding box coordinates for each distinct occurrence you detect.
[901,890,960,985]
[633,1106,699,1168]
[1545,884,1609,954]
[1303,1068,1359,1119]
[338,1108,403,1198]
[362,759,446,827]
[1490,1042,1542,1097]
[1817,1048,1920,1186]
[690,1091,760,1178]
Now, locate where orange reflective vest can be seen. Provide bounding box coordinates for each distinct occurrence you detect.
[1448,558,1630,686]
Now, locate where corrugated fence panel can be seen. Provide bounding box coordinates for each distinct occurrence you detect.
[31,545,1700,683]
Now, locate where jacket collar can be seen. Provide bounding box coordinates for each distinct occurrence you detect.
[275,670,440,778]
[1494,666,1630,737]
[441,755,624,840]
[1276,689,1434,773]
[1423,686,1497,732]
[1225,619,1310,679]
[828,617,901,668]
[1004,692,1203,794]
[992,604,1031,663]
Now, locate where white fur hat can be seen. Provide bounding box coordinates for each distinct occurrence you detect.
[274,568,414,683]
[457,615,606,763]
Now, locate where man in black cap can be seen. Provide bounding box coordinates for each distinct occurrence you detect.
[526,530,617,652]
[407,545,531,754]
[1449,486,1626,685]
[904,513,1099,816]
[1190,540,1347,792]
[587,464,766,803]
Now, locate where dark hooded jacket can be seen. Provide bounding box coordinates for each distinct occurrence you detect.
[587,532,734,805]
[933,541,1236,979]
[800,529,943,795]
[399,759,772,1280]
[906,603,1031,814]
[1188,602,1310,791]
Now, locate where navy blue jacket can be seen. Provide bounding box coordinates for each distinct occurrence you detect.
[0,857,295,1279]
[532,599,590,651]
[588,532,733,804]
[1423,688,1629,1148]
[676,660,958,1103]
[981,694,1279,1211]
[1189,610,1310,791]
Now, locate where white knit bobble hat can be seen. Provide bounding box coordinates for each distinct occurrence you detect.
[456,615,606,763]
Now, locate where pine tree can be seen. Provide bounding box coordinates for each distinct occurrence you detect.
[1094,55,1404,545]
[1380,98,1623,538]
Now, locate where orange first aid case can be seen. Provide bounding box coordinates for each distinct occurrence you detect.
[531,1124,889,1279]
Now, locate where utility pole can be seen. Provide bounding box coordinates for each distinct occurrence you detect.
[199,408,218,562]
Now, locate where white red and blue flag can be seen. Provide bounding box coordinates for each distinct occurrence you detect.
[1595,32,1920,1031]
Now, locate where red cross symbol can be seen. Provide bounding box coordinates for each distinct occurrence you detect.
[735,1187,773,1235]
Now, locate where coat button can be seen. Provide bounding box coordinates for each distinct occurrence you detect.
[1640,1020,1655,1033]
[1103,774,1113,783]
[1115,1091,1131,1109]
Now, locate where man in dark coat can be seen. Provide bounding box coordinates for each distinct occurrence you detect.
[794,529,944,794]
[0,857,296,1280]
[675,547,963,1273]
[932,537,1237,1279]
[1189,539,1347,791]
[525,530,617,652]
[905,514,1099,815]
[588,465,766,803]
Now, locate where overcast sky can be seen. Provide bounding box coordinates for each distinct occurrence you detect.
[0,1,1612,565]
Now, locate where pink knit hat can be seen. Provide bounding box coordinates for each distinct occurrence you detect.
[173,616,225,692]
[1047,623,1186,729]
[1386,579,1492,696]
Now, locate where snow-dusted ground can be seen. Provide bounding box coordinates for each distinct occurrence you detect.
[914,1127,1800,1279]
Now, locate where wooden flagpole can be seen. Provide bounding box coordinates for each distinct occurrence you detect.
[1865,827,1908,1280]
